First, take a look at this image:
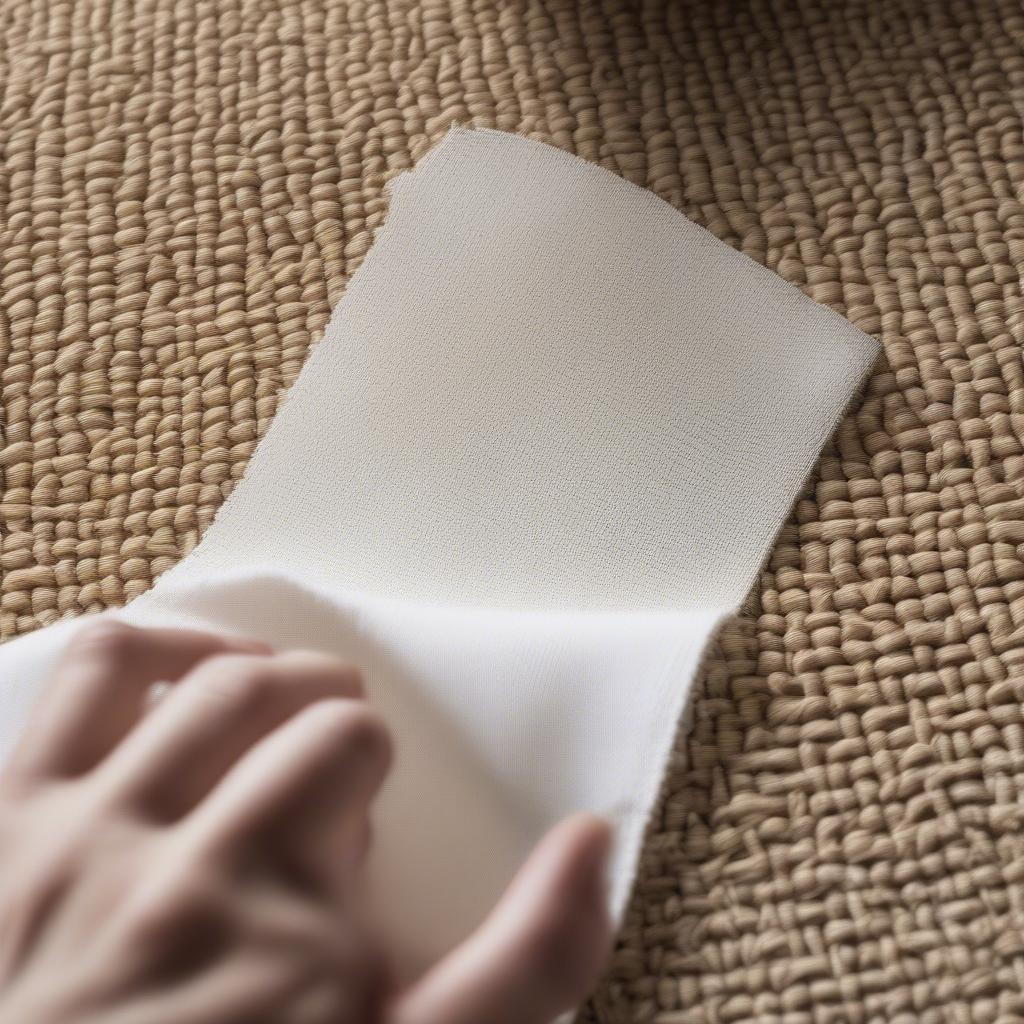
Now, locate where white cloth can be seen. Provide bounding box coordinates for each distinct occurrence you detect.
[0,128,878,981]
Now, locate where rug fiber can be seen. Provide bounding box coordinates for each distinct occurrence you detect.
[3,1,1024,1021]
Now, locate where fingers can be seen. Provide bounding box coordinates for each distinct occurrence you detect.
[98,650,365,819]
[100,952,325,1024]
[392,814,613,1024]
[184,699,391,876]
[6,620,269,782]
[104,935,384,1024]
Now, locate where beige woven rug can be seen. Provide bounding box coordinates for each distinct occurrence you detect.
[3,0,1024,1020]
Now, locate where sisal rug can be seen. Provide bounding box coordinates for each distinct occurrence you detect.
[2,0,1024,1021]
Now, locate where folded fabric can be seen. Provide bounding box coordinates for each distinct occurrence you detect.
[0,128,878,988]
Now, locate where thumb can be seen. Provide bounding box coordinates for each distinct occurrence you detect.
[391,814,613,1024]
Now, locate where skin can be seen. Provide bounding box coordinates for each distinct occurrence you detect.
[0,621,613,1024]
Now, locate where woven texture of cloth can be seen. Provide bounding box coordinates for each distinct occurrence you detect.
[3,0,1024,1021]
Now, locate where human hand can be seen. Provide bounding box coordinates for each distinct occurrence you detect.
[0,622,612,1024]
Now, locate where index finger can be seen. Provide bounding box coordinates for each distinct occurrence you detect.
[6,620,270,783]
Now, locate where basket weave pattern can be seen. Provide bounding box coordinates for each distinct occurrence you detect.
[3,1,1024,1021]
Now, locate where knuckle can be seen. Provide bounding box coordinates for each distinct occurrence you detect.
[67,619,139,662]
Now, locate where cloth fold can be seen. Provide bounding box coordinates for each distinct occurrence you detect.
[0,128,878,982]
